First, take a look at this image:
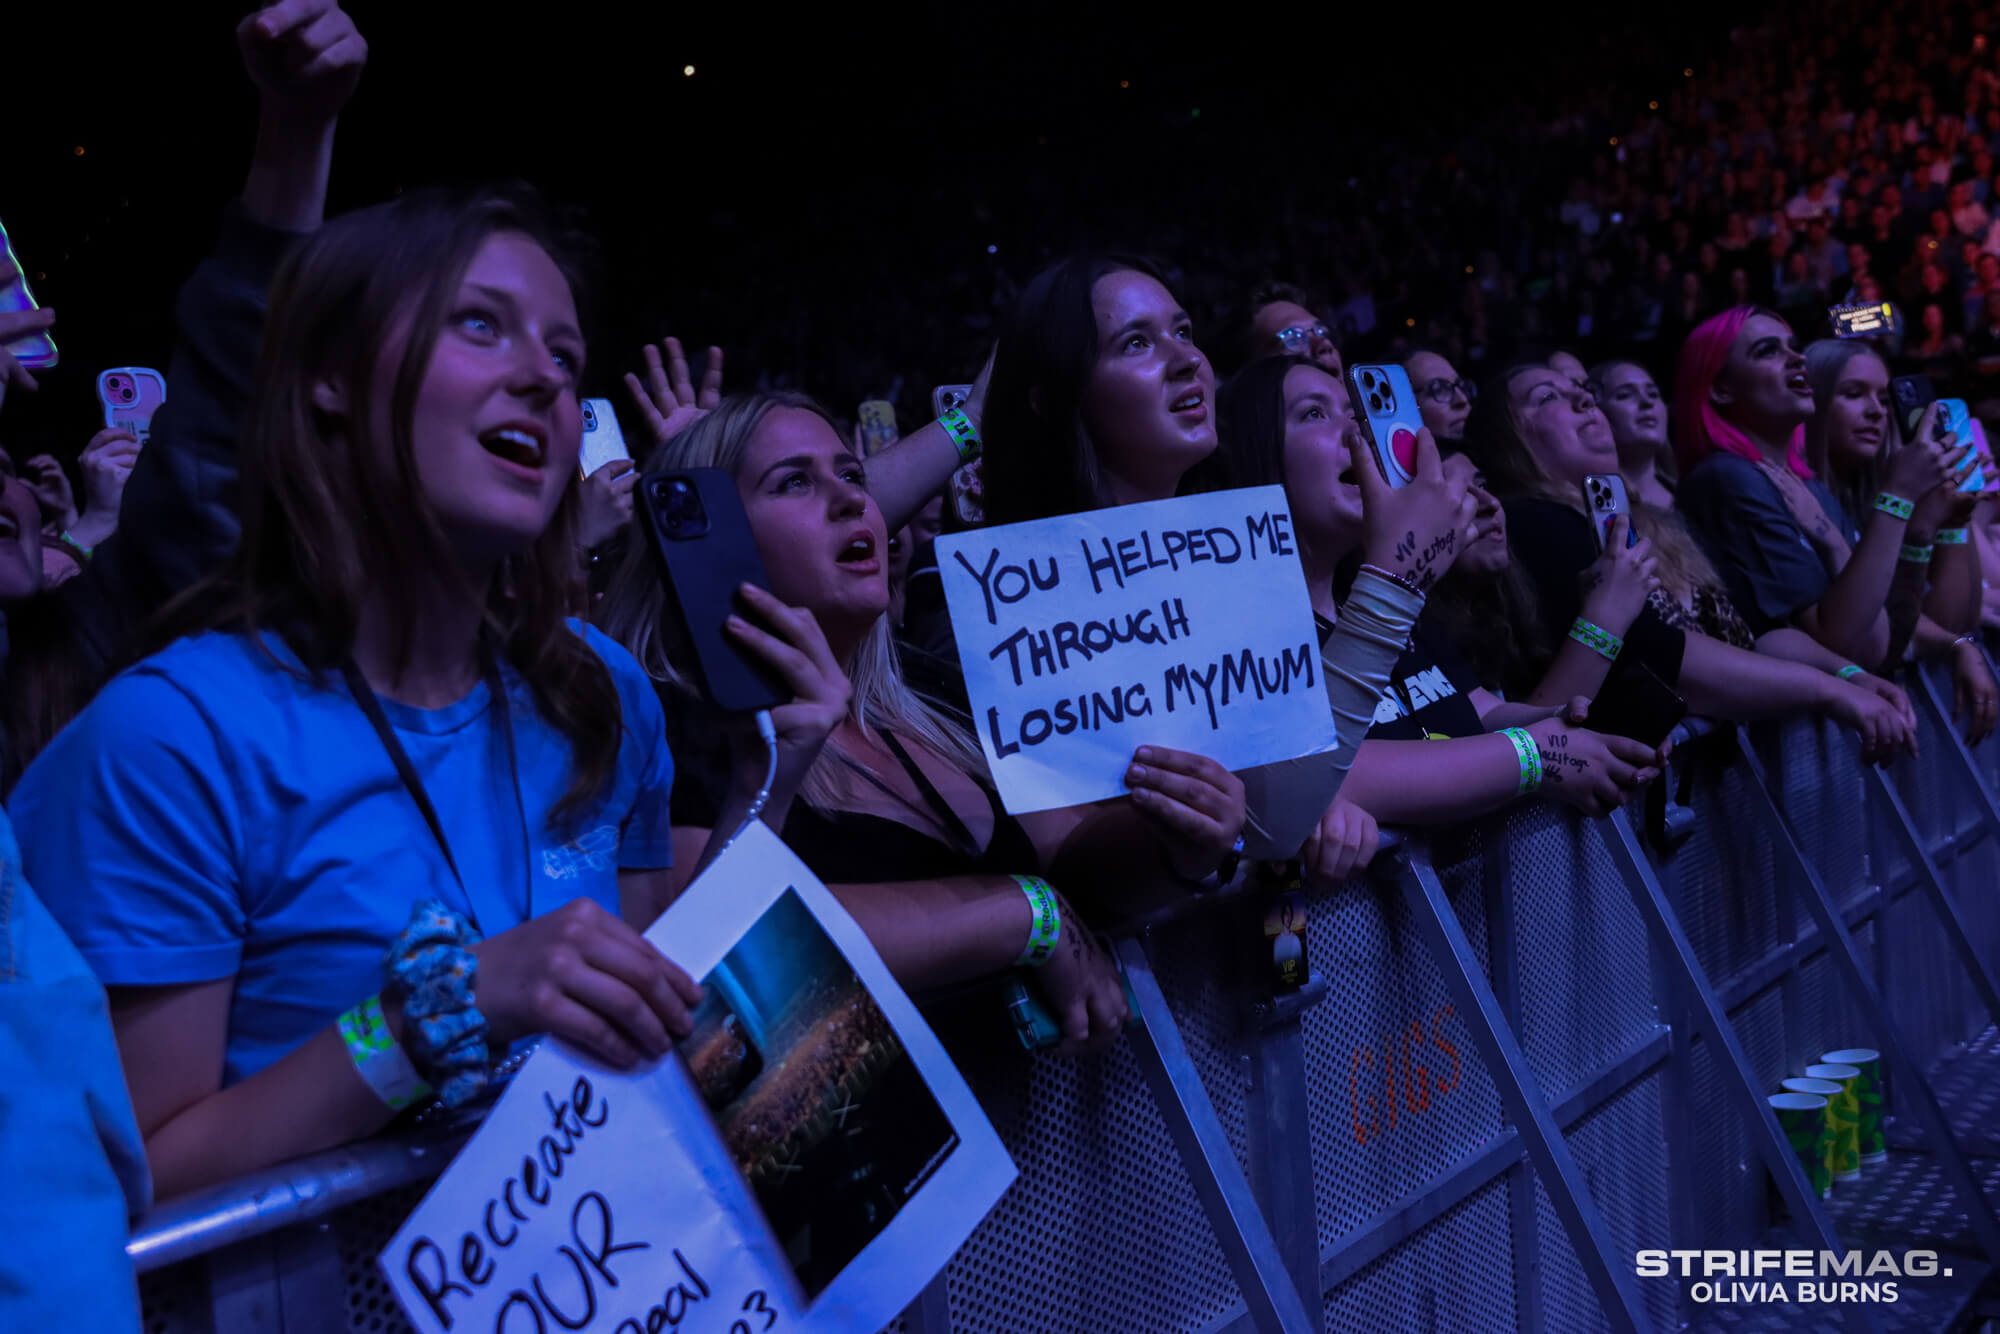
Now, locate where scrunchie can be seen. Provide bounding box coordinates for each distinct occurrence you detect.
[383,900,493,1109]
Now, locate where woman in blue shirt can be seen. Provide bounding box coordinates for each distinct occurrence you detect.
[9,22,807,1201]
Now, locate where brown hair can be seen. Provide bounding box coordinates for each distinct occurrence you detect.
[150,183,620,828]
[1466,363,1727,605]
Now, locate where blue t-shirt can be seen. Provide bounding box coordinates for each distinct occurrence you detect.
[12,621,673,1084]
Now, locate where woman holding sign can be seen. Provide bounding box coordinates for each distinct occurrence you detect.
[598,394,1173,1054]
[975,254,1479,862]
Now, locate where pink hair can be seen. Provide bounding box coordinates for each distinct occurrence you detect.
[1673,305,1814,479]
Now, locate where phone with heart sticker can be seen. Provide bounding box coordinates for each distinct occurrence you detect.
[1346,364,1423,488]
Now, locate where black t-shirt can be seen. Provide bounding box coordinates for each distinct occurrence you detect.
[1500,496,1688,695]
[1319,616,1484,741]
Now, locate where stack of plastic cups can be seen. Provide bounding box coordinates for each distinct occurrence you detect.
[1822,1049,1885,1165]
[1781,1076,1844,1196]
[1807,1061,1864,1185]
[1770,1092,1834,1200]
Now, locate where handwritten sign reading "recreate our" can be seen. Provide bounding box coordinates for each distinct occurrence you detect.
[934,486,1338,813]
[382,822,1015,1334]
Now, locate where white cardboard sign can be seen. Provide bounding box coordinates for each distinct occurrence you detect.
[934,486,1339,813]
[382,822,1015,1334]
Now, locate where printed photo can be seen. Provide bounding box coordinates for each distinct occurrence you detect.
[681,888,960,1298]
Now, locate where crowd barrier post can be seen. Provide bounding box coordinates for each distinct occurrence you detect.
[1734,725,2000,1266]
[1599,808,1881,1333]
[1113,933,1318,1334]
[1910,658,2000,840]
[1395,839,1651,1333]
[1245,969,1333,1334]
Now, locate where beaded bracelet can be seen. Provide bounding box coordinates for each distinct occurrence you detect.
[1569,616,1624,662]
[382,901,493,1110]
[1898,542,1935,564]
[1013,875,1061,967]
[1357,562,1424,599]
[1874,492,1916,520]
[1936,527,1970,545]
[1502,727,1544,793]
[338,994,434,1111]
[938,406,982,463]
[1837,664,1866,682]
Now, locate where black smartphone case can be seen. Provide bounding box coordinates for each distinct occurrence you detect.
[639,468,788,714]
[1890,374,1937,441]
[1586,661,1688,749]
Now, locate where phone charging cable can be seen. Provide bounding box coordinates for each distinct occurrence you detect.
[724,709,780,851]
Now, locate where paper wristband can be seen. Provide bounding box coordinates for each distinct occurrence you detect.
[1013,874,1062,967]
[1569,616,1623,662]
[1899,543,1934,564]
[1874,492,1915,520]
[338,994,433,1111]
[1936,527,1970,545]
[938,406,982,463]
[1502,727,1543,794]
[1837,664,1866,681]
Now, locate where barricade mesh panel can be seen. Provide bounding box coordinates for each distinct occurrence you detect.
[138,1260,208,1334]
[1532,1075,1679,1334]
[1768,718,1873,907]
[1690,986,1787,1249]
[1671,742,1784,989]
[1883,879,1978,1077]
[1502,804,1659,1106]
[1301,835,1506,1259]
[335,1183,426,1334]
[935,1007,1243,1334]
[1791,925,1876,1082]
[1321,1176,1515,1332]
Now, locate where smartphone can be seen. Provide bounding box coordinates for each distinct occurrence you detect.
[1936,398,1985,491]
[578,397,631,479]
[1584,662,1688,749]
[1890,374,1939,440]
[857,399,900,456]
[932,383,973,417]
[96,367,166,446]
[0,219,56,370]
[1346,364,1423,488]
[1583,473,1638,550]
[1829,300,1900,339]
[949,457,984,526]
[638,468,787,714]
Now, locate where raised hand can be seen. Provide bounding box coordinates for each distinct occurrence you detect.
[723,584,853,806]
[1527,721,1663,818]
[470,898,703,1069]
[624,337,724,450]
[1124,746,1248,881]
[23,455,76,533]
[0,295,54,416]
[237,0,367,125]
[1577,516,1661,634]
[576,458,637,552]
[1355,424,1475,594]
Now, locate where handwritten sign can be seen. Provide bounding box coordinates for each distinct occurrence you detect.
[934,486,1339,812]
[382,822,1015,1334]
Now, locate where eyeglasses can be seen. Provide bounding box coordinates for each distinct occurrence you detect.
[1414,377,1479,404]
[1275,323,1330,348]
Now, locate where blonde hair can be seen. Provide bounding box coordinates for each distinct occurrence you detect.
[594,393,986,814]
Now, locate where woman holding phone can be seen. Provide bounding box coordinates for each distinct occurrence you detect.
[596,393,1204,1054]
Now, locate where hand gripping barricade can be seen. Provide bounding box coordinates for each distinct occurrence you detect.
[132,651,2000,1334]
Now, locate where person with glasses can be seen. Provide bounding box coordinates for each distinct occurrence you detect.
[1245,286,1342,377]
[1402,349,1478,442]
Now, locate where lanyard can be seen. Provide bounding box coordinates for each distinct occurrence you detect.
[340,651,533,934]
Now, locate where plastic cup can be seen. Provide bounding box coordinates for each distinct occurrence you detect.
[1770,1093,1833,1199]
[1822,1049,1885,1163]
[1807,1063,1863,1180]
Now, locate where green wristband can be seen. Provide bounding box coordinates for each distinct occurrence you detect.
[1899,542,1934,564]
[938,406,982,463]
[1502,727,1543,794]
[1936,527,1970,545]
[1569,616,1623,662]
[338,994,433,1111]
[1013,874,1061,967]
[1874,492,1916,520]
[1837,664,1866,681]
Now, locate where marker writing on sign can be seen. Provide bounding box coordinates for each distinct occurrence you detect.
[986,597,1192,685]
[1161,643,1318,729]
[402,1077,611,1328]
[1077,510,1296,595]
[953,547,1061,625]
[984,683,1157,756]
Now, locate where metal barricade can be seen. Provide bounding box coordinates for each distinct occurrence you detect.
[128,710,2000,1334]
